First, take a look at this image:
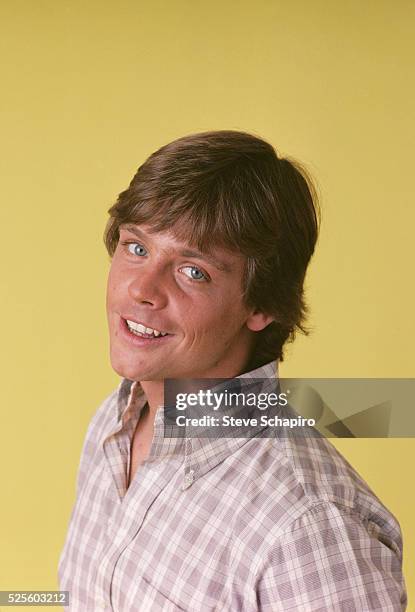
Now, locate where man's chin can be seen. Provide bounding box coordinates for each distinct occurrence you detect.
[109,357,164,382]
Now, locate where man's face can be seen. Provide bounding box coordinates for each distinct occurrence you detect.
[106,223,271,381]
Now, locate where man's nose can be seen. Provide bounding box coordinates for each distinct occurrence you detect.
[127,264,168,308]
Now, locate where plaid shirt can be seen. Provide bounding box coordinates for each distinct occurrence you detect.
[58,362,407,611]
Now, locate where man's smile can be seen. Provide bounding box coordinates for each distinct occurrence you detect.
[125,318,169,337]
[119,315,173,344]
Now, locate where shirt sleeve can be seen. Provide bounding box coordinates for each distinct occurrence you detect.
[256,501,407,611]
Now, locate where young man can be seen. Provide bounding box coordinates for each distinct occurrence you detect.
[58,131,407,610]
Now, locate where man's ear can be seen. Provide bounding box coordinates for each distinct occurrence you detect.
[246,310,274,332]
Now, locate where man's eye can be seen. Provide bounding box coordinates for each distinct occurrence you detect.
[122,242,147,257]
[180,266,208,281]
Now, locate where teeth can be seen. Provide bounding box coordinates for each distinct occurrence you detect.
[126,319,167,337]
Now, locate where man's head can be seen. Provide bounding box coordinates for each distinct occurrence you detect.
[104,130,319,381]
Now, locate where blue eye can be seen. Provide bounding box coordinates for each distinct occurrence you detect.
[127,243,147,257]
[180,266,208,281]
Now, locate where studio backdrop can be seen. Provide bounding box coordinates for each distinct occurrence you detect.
[1,0,414,608]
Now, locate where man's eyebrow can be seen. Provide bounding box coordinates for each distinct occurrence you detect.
[178,248,232,273]
[121,224,147,241]
[120,224,233,273]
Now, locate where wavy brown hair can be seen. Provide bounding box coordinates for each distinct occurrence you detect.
[104,130,320,369]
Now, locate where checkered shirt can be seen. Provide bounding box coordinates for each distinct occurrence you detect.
[58,361,407,611]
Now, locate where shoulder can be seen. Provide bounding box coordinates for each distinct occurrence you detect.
[281,433,400,533]
[233,433,402,550]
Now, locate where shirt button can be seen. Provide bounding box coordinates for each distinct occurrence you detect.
[184,470,195,486]
[96,598,107,609]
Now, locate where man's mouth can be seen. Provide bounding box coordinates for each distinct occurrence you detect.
[124,318,169,339]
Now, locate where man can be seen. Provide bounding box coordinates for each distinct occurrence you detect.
[58,131,407,610]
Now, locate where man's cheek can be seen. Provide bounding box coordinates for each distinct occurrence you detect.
[184,324,210,352]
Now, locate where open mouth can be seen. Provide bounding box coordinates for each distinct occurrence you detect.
[123,318,170,340]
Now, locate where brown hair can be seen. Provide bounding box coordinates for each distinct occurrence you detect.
[104,130,320,368]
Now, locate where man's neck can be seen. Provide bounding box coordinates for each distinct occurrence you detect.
[139,380,165,417]
[139,363,250,417]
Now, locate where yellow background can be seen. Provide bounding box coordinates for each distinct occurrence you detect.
[1,1,414,609]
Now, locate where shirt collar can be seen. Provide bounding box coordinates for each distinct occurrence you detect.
[115,360,279,489]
